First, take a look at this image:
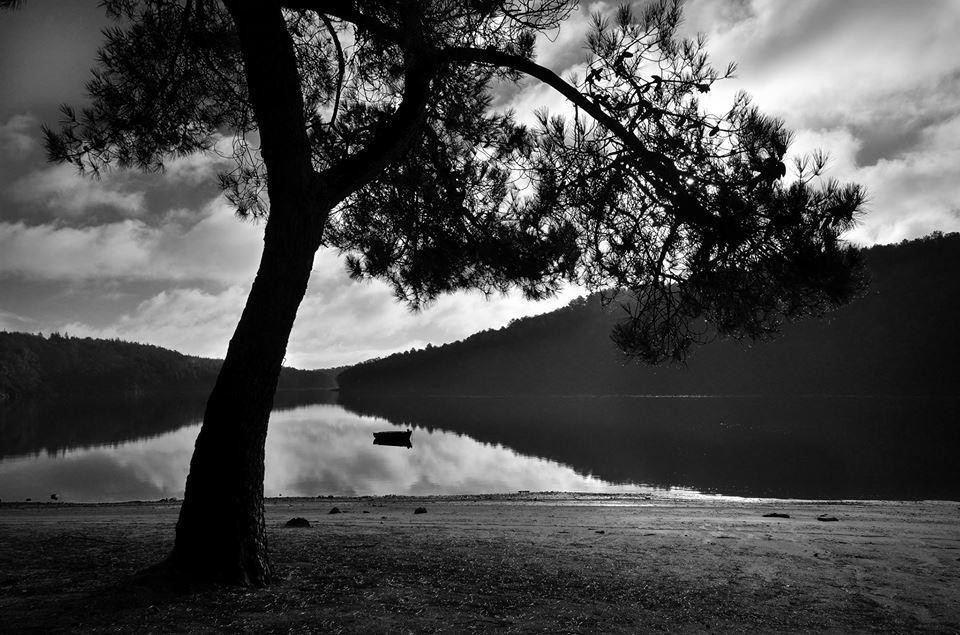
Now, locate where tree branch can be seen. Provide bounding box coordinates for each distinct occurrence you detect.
[281,0,404,43]
[318,13,345,129]
[318,52,436,200]
[442,46,710,225]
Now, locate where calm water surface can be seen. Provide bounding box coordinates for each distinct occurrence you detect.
[1,392,957,502]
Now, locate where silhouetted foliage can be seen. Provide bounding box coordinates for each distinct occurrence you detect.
[339,233,960,396]
[38,0,865,363]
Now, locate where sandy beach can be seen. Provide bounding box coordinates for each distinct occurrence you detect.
[1,494,958,632]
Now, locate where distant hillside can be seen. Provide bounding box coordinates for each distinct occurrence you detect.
[339,233,960,396]
[0,389,338,460]
[0,332,337,402]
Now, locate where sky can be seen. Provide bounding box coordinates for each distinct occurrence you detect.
[0,0,958,369]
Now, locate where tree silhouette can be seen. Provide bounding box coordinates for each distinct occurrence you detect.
[6,0,865,585]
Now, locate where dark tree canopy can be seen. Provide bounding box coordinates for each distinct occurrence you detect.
[36,0,865,363]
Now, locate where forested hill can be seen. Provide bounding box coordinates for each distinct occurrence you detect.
[339,233,960,396]
[0,332,337,402]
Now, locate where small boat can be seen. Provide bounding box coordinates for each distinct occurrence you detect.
[373,429,413,448]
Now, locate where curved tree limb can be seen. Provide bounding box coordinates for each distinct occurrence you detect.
[318,52,437,202]
[284,3,709,226]
[440,46,708,222]
[227,0,434,232]
[318,13,346,129]
[283,0,405,43]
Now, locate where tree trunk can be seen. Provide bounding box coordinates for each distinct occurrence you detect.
[155,0,324,587]
[167,209,320,587]
[158,0,433,587]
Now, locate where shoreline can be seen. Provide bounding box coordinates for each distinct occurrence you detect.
[3,490,959,507]
[2,496,958,631]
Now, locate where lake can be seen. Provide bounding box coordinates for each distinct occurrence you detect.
[1,392,957,502]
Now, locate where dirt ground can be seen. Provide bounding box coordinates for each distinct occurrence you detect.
[1,493,958,632]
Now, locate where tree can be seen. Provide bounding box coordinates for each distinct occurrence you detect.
[5,0,865,585]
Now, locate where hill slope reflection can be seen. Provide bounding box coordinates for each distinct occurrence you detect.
[0,399,646,502]
[3,393,957,502]
[0,389,338,460]
[339,394,960,500]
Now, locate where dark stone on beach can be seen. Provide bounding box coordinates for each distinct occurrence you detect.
[817,514,839,522]
[414,507,427,514]
[329,507,342,515]
[763,512,790,518]
[362,510,369,514]
[285,517,310,528]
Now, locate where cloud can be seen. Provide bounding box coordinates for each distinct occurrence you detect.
[506,0,960,246]
[494,2,611,123]
[286,249,582,368]
[788,116,960,245]
[0,308,37,332]
[1,189,579,367]
[161,134,236,185]
[0,114,37,156]
[0,219,152,278]
[61,285,250,361]
[682,0,960,143]
[847,130,960,244]
[10,163,146,217]
[0,197,263,283]
[3,127,237,224]
[670,1,960,244]
[502,70,583,129]
[533,2,598,73]
[55,245,582,368]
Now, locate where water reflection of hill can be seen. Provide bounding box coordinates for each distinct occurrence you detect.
[0,389,337,459]
[339,394,960,501]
